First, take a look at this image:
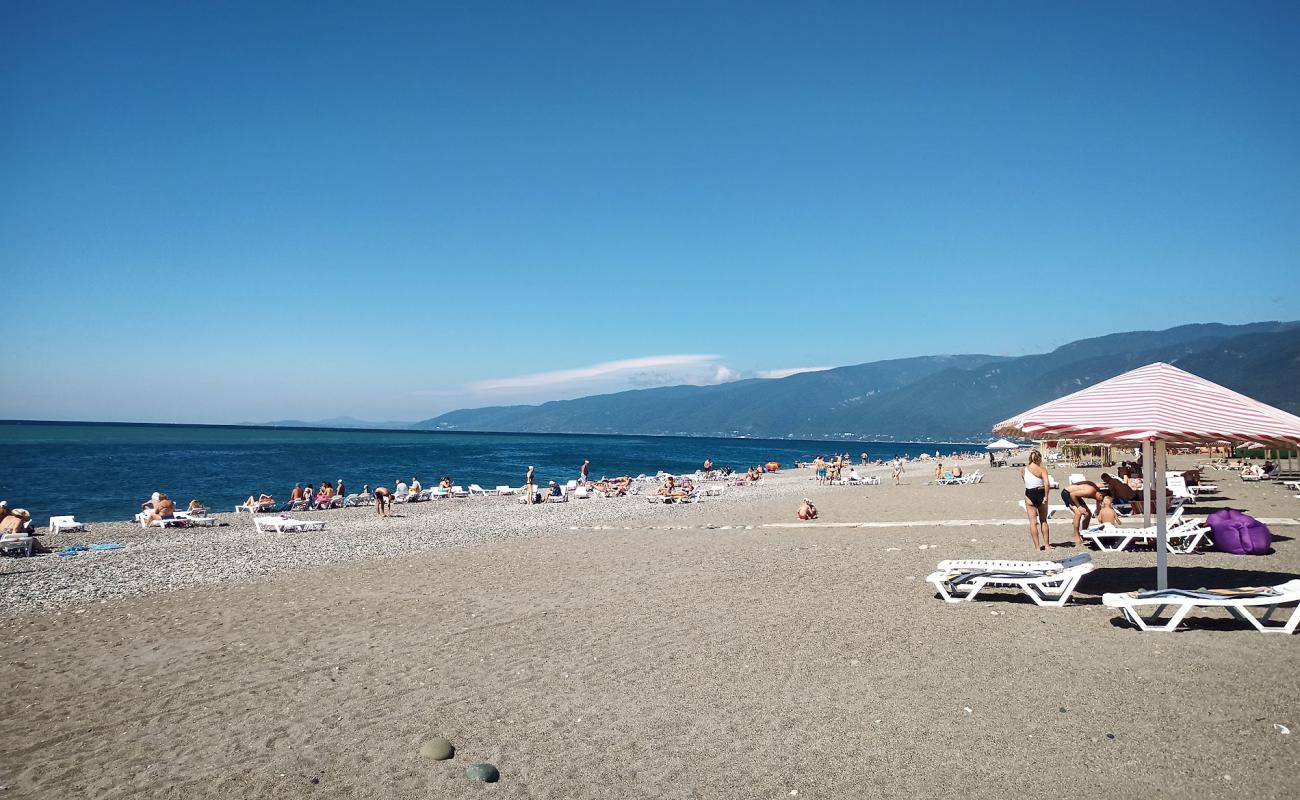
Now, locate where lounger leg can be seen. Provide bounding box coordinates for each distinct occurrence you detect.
[930,580,966,604]
[1230,603,1300,634]
[1027,575,1079,607]
[1123,603,1192,632]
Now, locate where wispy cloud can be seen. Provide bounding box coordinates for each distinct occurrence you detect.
[755,366,833,379]
[470,354,724,392]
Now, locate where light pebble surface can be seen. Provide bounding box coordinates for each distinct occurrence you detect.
[2,455,1298,799]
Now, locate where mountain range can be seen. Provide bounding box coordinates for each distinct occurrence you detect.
[413,321,1300,441]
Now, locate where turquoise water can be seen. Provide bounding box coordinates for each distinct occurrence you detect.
[0,422,963,524]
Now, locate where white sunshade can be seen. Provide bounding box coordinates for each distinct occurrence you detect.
[985,438,1021,450]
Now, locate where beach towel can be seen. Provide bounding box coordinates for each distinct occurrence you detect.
[1207,508,1272,556]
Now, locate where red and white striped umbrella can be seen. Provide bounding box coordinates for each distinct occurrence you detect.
[993,362,1300,447]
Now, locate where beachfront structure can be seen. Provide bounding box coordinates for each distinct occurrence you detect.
[994,362,1300,590]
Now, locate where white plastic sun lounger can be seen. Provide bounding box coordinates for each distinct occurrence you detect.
[48,515,87,535]
[0,533,34,557]
[1103,579,1300,633]
[468,484,490,497]
[1018,500,1069,518]
[495,485,518,496]
[450,486,470,498]
[1080,507,1188,552]
[235,500,276,514]
[927,553,1093,607]
[254,516,327,533]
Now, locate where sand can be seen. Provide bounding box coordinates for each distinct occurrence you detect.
[2,457,1298,798]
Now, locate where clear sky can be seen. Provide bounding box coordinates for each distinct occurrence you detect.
[3,1,1298,424]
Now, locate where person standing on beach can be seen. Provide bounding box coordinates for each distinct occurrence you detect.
[1022,450,1051,551]
[1061,479,1103,545]
[580,460,590,485]
[525,465,535,503]
[374,486,392,517]
[892,456,904,485]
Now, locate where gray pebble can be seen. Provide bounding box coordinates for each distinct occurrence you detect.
[465,762,500,782]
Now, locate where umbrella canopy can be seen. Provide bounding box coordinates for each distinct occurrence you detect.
[993,362,1300,591]
[993,362,1300,447]
[985,438,1020,450]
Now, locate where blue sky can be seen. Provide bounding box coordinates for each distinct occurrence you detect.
[3,1,1298,423]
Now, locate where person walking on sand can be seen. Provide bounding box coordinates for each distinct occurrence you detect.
[374,486,392,517]
[1022,449,1051,551]
[580,460,590,485]
[892,456,904,485]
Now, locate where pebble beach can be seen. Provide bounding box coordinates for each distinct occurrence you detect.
[3,456,1299,798]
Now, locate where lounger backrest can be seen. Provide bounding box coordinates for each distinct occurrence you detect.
[49,515,75,530]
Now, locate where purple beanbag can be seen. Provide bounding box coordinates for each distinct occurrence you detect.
[1207,508,1273,556]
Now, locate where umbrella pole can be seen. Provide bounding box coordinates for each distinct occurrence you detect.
[1155,440,1169,591]
[1141,440,1152,528]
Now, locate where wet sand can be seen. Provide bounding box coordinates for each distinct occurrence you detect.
[2,457,1298,798]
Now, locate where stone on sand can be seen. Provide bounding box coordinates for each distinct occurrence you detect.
[465,762,500,782]
[419,737,454,760]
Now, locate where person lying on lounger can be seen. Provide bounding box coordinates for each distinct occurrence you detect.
[1100,473,1140,512]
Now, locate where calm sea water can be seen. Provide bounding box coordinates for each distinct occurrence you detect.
[0,422,966,524]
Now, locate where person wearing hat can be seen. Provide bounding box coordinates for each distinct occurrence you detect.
[0,507,31,534]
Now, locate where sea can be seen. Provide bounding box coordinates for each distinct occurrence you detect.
[0,421,974,525]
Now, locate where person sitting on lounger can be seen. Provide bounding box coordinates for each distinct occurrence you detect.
[1,508,32,534]
[798,498,818,520]
[303,484,316,509]
[290,483,304,506]
[144,493,176,525]
[410,477,422,495]
[547,481,564,501]
[439,476,452,492]
[187,499,207,515]
[951,465,963,478]
[374,486,392,517]
[1060,480,1103,545]
[1097,495,1121,527]
[659,476,676,497]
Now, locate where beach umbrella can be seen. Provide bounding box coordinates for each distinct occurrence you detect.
[986,438,1020,450]
[993,362,1300,589]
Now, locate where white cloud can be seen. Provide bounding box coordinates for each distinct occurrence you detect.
[710,365,743,384]
[470,354,724,392]
[755,366,833,379]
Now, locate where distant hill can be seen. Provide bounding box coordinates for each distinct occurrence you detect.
[413,321,1300,441]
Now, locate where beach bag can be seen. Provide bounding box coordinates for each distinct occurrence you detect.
[1207,508,1272,556]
